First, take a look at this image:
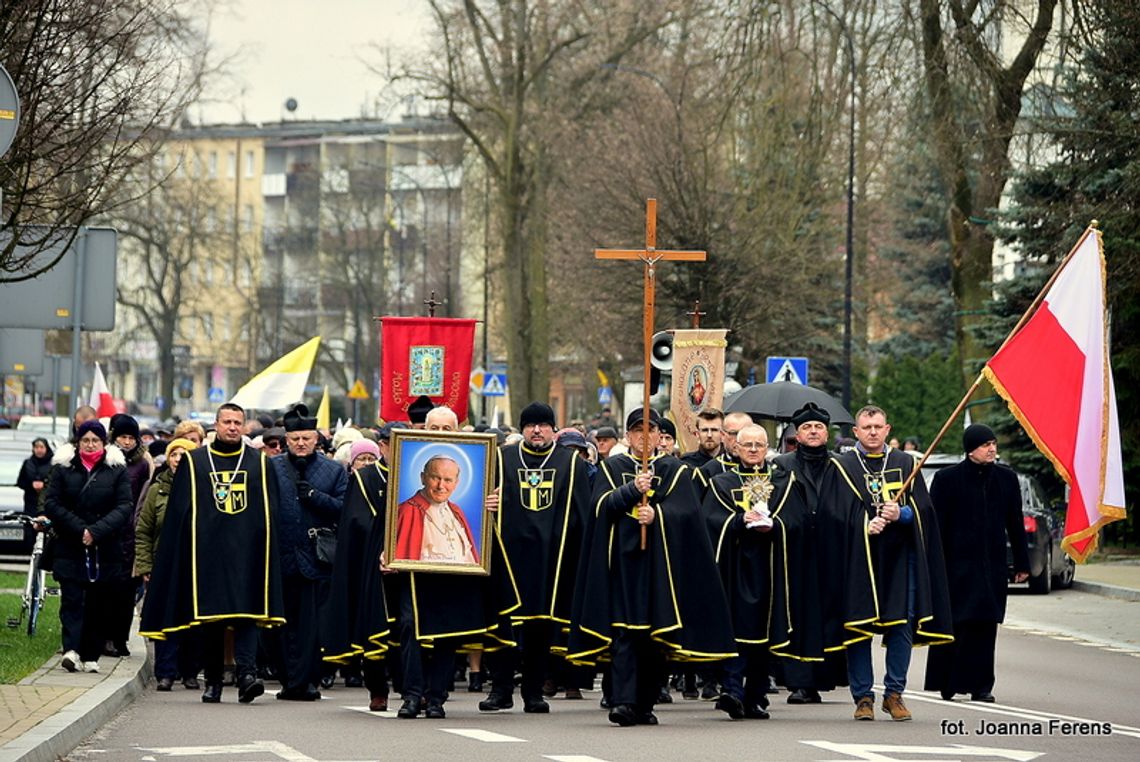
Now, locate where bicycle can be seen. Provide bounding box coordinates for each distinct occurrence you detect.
[1,512,51,636]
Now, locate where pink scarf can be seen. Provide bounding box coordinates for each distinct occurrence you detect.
[79,449,105,472]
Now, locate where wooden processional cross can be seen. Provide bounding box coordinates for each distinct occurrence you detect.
[595,199,706,549]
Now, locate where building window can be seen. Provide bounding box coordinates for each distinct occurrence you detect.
[227,151,236,179]
[201,314,214,339]
[208,151,218,178]
[245,150,255,178]
[243,204,255,232]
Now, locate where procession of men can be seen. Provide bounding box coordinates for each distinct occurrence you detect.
[134,390,1033,729]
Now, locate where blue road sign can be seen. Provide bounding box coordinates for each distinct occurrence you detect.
[598,386,613,405]
[765,357,809,385]
[482,373,508,397]
[207,386,226,404]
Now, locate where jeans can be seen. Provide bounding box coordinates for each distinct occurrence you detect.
[849,550,916,700]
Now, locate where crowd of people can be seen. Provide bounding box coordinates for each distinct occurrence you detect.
[16,395,1030,727]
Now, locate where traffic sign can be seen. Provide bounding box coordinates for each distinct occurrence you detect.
[347,379,369,400]
[598,386,613,405]
[482,373,507,397]
[207,387,226,404]
[766,356,809,385]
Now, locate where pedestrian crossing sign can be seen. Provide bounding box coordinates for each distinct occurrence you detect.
[483,373,507,397]
[766,357,809,385]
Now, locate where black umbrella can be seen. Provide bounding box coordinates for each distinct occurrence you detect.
[723,382,854,426]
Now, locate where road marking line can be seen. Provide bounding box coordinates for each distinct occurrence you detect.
[138,741,318,760]
[803,740,1042,761]
[544,756,615,762]
[439,728,528,743]
[342,705,396,718]
[903,691,1140,739]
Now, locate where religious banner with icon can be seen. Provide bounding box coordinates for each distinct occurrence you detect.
[380,317,477,423]
[670,328,729,454]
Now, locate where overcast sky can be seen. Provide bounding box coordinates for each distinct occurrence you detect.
[200,0,430,124]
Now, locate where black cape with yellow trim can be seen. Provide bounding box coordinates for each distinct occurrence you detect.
[566,452,736,665]
[837,448,954,646]
[495,442,590,623]
[140,443,285,639]
[767,448,876,661]
[693,453,739,499]
[321,463,394,664]
[704,464,789,648]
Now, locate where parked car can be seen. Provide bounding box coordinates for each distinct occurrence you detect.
[919,453,1076,594]
[0,445,33,556]
[15,415,70,438]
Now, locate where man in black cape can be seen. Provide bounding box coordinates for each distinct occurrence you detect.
[321,422,407,711]
[924,423,1029,703]
[767,402,877,704]
[479,402,591,714]
[140,403,284,704]
[568,407,736,727]
[387,405,521,719]
[692,411,751,499]
[838,405,953,721]
[704,423,788,720]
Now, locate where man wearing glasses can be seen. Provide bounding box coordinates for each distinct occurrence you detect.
[681,408,724,468]
[694,411,752,499]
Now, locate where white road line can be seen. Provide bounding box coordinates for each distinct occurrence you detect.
[802,740,1043,761]
[137,741,318,760]
[439,728,528,743]
[544,756,615,762]
[902,691,1140,739]
[342,705,396,718]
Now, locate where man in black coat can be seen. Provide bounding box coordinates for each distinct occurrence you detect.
[924,424,1029,703]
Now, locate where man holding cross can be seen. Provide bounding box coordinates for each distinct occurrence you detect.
[568,407,736,726]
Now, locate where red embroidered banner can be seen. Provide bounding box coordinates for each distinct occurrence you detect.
[380,317,477,422]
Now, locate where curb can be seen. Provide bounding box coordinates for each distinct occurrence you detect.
[1071,579,1140,603]
[0,633,151,762]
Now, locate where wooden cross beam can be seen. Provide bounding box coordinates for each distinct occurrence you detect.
[595,198,706,549]
[687,300,706,329]
[423,291,442,317]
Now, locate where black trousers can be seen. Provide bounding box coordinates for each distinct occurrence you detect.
[722,644,771,704]
[610,629,664,712]
[279,574,322,691]
[58,578,113,662]
[105,576,140,646]
[201,621,258,684]
[925,620,998,695]
[491,619,553,700]
[362,657,389,698]
[398,586,454,705]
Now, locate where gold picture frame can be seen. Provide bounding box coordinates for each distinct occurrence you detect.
[384,428,497,575]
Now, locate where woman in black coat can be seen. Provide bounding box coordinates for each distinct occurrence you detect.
[42,420,134,673]
[16,437,54,514]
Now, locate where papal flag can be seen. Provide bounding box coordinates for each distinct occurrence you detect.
[230,337,321,411]
[670,328,728,454]
[380,317,477,422]
[983,227,1126,562]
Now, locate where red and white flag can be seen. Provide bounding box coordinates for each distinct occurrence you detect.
[88,362,117,418]
[984,228,1126,562]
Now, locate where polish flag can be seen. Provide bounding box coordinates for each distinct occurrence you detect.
[89,362,117,418]
[984,229,1126,562]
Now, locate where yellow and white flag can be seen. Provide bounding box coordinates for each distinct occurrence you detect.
[316,385,331,430]
[230,337,321,411]
[670,328,728,454]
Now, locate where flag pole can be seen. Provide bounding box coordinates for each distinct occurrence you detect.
[896,222,1101,496]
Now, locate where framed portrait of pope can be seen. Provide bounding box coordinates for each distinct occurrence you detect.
[384,428,497,575]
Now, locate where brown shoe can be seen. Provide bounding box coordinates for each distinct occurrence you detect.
[853,695,875,720]
[369,694,388,712]
[882,691,912,721]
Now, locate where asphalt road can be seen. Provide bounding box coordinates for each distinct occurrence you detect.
[66,589,1140,762]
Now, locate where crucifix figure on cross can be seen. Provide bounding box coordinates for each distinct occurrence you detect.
[595,198,706,549]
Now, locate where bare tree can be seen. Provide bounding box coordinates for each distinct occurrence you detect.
[0,0,213,280]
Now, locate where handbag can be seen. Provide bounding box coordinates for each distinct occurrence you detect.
[307,526,337,565]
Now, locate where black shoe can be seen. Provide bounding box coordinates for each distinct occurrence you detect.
[636,710,659,726]
[425,702,446,719]
[600,696,612,709]
[277,686,322,701]
[542,678,558,697]
[182,676,200,690]
[467,671,484,692]
[397,698,420,719]
[114,642,130,658]
[787,688,821,704]
[941,690,955,701]
[344,675,364,688]
[523,697,550,714]
[972,692,995,703]
[238,674,265,704]
[201,683,223,703]
[478,692,514,711]
[700,683,719,701]
[156,677,174,692]
[608,704,638,727]
[656,686,673,704]
[716,694,745,720]
[744,702,771,719]
[222,667,236,686]
[320,673,336,690]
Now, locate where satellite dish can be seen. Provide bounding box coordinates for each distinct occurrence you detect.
[284,98,298,113]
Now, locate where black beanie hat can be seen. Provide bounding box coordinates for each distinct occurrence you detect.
[109,413,140,441]
[963,423,996,453]
[791,402,830,428]
[659,417,677,439]
[519,401,556,429]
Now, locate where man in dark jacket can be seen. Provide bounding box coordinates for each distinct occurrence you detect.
[269,403,347,701]
[924,424,1029,703]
